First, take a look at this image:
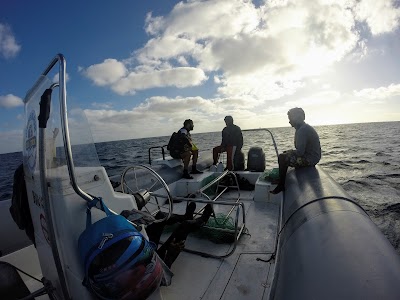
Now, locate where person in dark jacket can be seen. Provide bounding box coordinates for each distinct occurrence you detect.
[212,116,243,171]
[270,107,321,194]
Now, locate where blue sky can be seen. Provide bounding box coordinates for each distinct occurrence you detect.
[1,0,400,154]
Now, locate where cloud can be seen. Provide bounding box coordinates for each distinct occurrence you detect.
[82,94,264,141]
[83,0,400,102]
[83,59,207,95]
[0,23,21,59]
[354,0,400,35]
[139,0,361,100]
[111,67,207,95]
[286,90,341,107]
[0,94,24,108]
[52,72,70,83]
[83,58,128,85]
[354,83,400,100]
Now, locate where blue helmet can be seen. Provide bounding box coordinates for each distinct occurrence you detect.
[86,233,163,300]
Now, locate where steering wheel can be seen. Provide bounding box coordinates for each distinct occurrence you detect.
[120,164,173,223]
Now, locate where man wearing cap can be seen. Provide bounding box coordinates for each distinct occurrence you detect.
[270,107,321,194]
[212,116,243,171]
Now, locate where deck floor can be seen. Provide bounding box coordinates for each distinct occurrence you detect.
[159,188,281,300]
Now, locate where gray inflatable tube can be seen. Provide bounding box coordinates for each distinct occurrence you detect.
[270,166,400,300]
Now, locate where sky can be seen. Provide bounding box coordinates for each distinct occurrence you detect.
[1,0,400,154]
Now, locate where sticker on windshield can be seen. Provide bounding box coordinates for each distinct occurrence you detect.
[25,110,37,174]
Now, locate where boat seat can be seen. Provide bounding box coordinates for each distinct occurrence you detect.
[151,156,182,168]
[0,262,31,299]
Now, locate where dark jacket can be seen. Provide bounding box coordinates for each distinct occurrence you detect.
[222,124,243,149]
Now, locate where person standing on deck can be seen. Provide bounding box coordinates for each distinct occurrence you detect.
[212,116,243,171]
[270,107,321,194]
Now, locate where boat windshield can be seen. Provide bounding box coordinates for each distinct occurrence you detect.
[23,74,100,185]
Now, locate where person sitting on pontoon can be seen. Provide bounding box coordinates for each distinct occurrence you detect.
[212,116,243,171]
[168,119,203,179]
[270,107,321,194]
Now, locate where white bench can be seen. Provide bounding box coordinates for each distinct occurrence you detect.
[151,156,182,168]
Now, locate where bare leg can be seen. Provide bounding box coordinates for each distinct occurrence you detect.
[190,150,203,174]
[181,151,193,179]
[212,146,223,165]
[192,149,198,166]
[270,153,288,194]
[181,151,191,171]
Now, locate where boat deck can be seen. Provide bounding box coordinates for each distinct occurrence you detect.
[1,170,281,300]
[159,176,281,300]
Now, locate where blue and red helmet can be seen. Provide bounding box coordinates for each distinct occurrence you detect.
[86,234,163,300]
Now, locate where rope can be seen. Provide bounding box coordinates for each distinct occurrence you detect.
[1,261,43,283]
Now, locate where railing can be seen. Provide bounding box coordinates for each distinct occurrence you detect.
[172,170,246,259]
[148,144,169,164]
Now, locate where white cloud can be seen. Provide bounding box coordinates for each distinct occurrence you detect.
[354,0,400,35]
[83,0,400,103]
[83,58,207,95]
[0,23,21,59]
[354,83,400,100]
[0,94,24,108]
[84,59,127,85]
[144,0,259,39]
[83,94,265,141]
[286,90,341,107]
[111,67,207,95]
[136,36,196,63]
[52,72,70,83]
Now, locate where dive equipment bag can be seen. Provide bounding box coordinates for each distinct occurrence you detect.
[78,198,163,300]
[9,164,35,245]
[167,131,191,158]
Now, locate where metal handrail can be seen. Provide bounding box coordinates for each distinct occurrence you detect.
[25,54,94,203]
[171,171,245,259]
[148,144,168,164]
[196,170,241,223]
[264,129,279,161]
[165,197,246,259]
[28,55,145,225]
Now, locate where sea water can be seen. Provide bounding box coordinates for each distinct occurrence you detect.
[1,121,399,253]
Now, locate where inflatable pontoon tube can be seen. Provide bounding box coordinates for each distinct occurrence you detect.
[271,166,400,300]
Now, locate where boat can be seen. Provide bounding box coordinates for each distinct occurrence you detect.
[1,54,400,300]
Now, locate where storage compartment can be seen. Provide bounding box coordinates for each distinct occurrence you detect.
[254,178,271,202]
[247,147,265,171]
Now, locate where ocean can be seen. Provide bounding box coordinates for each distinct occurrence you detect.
[1,121,399,253]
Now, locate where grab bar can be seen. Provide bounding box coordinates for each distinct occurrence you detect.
[162,197,246,259]
[148,144,168,164]
[26,54,94,203]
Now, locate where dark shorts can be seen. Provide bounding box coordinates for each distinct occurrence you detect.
[282,150,312,168]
